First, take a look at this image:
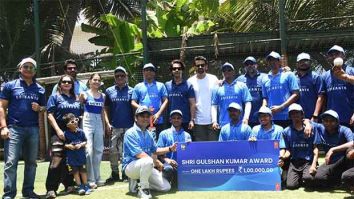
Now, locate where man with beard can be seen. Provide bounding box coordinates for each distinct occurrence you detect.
[237,57,267,126]
[52,59,87,96]
[262,51,300,128]
[295,53,324,121]
[322,45,354,128]
[187,56,219,141]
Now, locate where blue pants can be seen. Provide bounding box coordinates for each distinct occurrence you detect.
[3,126,39,198]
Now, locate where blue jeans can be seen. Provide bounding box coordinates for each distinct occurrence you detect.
[3,125,39,198]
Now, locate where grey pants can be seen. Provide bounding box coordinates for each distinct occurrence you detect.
[109,128,127,173]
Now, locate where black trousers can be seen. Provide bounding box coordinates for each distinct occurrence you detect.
[286,159,312,189]
[341,157,354,187]
[303,157,348,188]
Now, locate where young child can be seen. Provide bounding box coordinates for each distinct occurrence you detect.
[63,113,91,195]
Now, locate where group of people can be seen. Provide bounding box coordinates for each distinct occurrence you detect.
[0,44,353,199]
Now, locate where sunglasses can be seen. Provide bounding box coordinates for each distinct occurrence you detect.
[68,118,79,124]
[195,64,205,68]
[67,67,77,71]
[172,67,182,71]
[22,65,35,71]
[61,80,73,84]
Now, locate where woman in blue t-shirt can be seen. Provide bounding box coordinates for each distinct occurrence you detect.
[79,73,105,188]
[45,75,83,198]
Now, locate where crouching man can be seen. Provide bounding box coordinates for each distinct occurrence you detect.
[123,106,177,199]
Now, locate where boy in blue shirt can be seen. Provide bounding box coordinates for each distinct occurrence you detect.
[63,113,91,195]
[157,110,192,186]
[282,104,320,189]
[218,103,252,141]
[303,110,353,188]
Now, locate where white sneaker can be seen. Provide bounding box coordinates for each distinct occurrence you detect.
[137,188,152,199]
[128,179,138,193]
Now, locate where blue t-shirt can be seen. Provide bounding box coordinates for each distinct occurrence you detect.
[84,92,104,114]
[157,126,192,161]
[64,129,87,166]
[262,70,300,120]
[105,85,134,128]
[296,71,324,119]
[218,121,252,141]
[132,81,168,124]
[52,79,87,96]
[251,124,285,148]
[212,81,252,126]
[283,124,320,161]
[322,65,354,124]
[47,94,83,129]
[0,78,45,127]
[122,124,157,170]
[314,122,353,164]
[236,72,267,123]
[165,80,195,123]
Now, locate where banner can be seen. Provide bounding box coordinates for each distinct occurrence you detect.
[177,140,281,191]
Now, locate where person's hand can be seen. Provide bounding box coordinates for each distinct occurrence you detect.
[106,123,113,135]
[188,120,194,130]
[271,105,283,114]
[332,66,346,80]
[31,102,41,112]
[155,160,164,172]
[169,143,177,152]
[303,119,313,138]
[153,113,160,124]
[66,144,75,150]
[248,136,257,142]
[311,116,318,123]
[347,149,354,160]
[56,129,65,141]
[309,165,317,175]
[212,122,220,131]
[1,127,10,140]
[278,158,284,167]
[166,158,178,169]
[325,149,333,165]
[78,93,86,103]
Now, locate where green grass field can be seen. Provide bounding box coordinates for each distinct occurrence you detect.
[0,161,353,199]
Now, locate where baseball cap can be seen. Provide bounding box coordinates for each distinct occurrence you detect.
[114,66,127,74]
[327,45,345,55]
[243,56,257,64]
[143,63,156,71]
[258,106,272,116]
[266,51,281,60]
[227,102,242,112]
[170,109,183,117]
[296,53,311,62]
[321,110,339,121]
[288,103,303,113]
[135,106,151,116]
[221,62,234,70]
[18,57,37,68]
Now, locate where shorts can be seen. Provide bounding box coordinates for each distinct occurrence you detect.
[67,164,87,174]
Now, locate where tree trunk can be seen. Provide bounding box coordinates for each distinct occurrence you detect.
[61,0,82,51]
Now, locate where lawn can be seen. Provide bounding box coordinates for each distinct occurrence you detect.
[0,161,353,199]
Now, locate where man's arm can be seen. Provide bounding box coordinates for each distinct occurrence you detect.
[272,91,299,114]
[188,97,196,129]
[0,99,9,139]
[211,105,219,130]
[154,97,168,124]
[312,94,324,121]
[309,147,319,175]
[131,99,140,109]
[325,141,354,164]
[243,102,252,124]
[154,143,177,155]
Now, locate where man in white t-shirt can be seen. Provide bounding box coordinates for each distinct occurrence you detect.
[187,56,219,141]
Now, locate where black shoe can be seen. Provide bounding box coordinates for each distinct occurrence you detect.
[23,192,40,199]
[106,172,120,184]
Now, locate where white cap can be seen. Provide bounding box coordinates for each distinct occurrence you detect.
[114,66,127,74]
[296,53,311,62]
[135,106,151,115]
[18,57,37,68]
[221,62,234,70]
[243,56,257,64]
[266,51,281,60]
[258,106,272,116]
[170,109,183,117]
[227,102,242,112]
[143,63,156,71]
[328,45,345,55]
[321,110,339,121]
[288,103,303,113]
